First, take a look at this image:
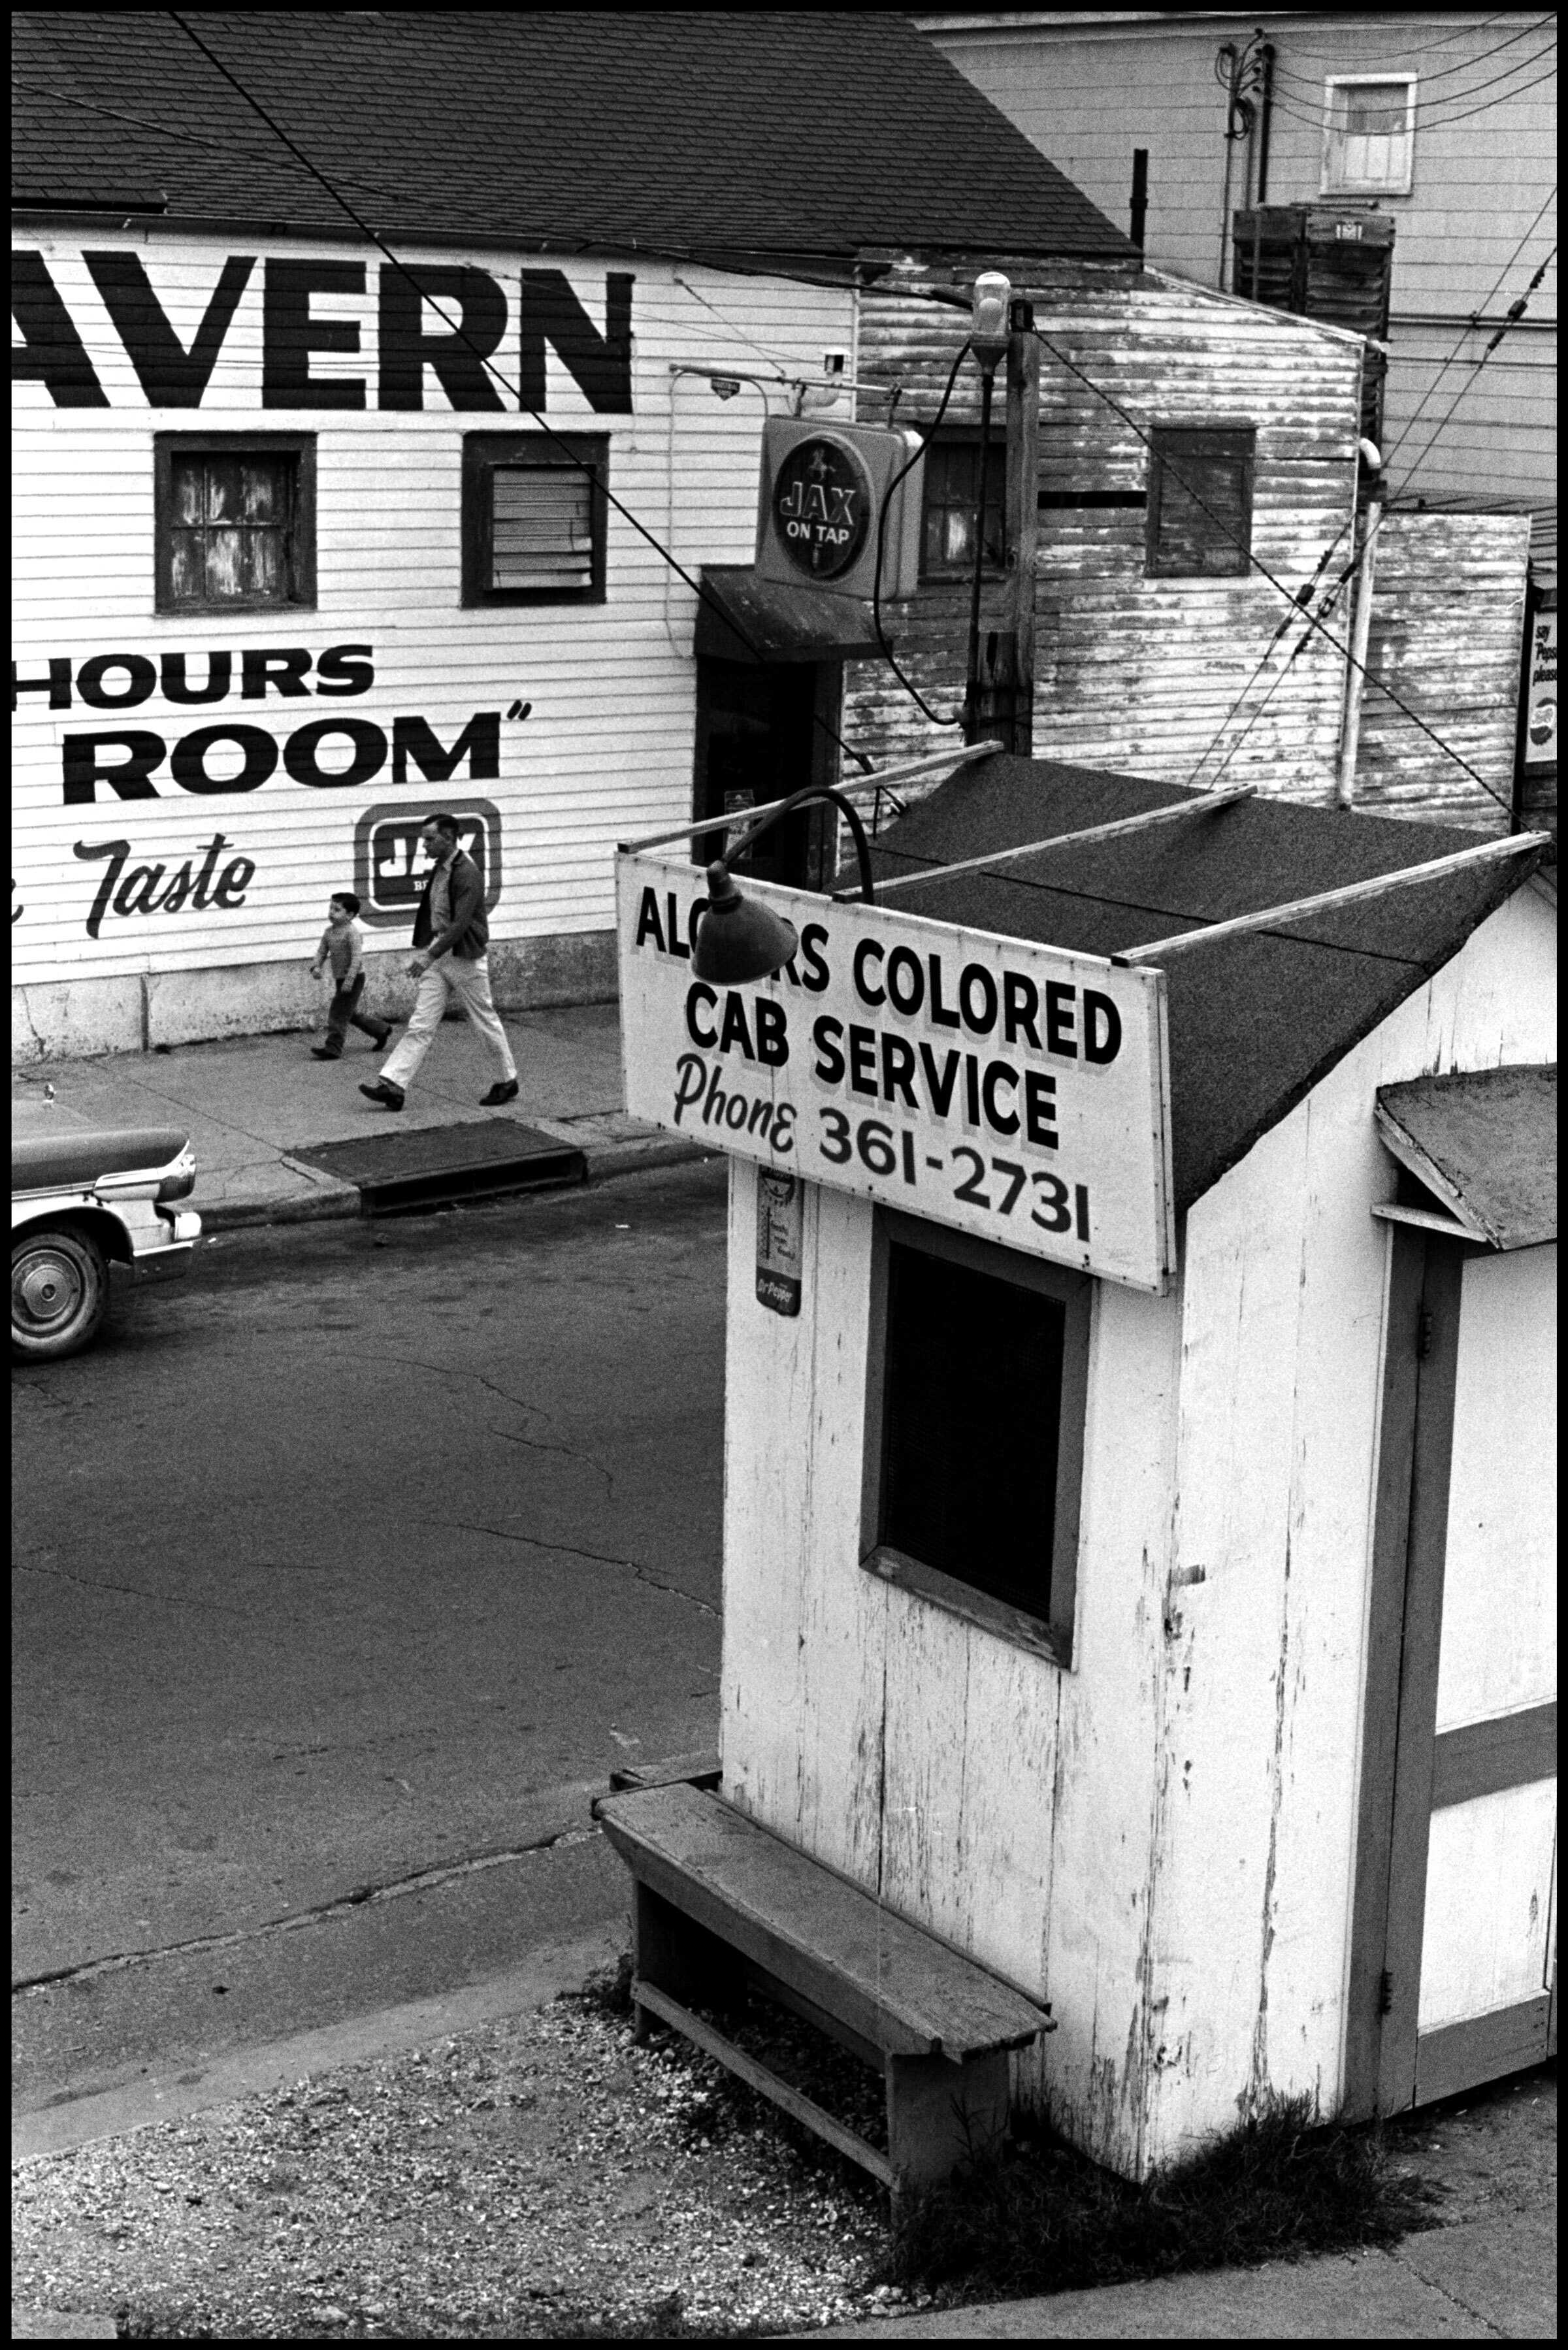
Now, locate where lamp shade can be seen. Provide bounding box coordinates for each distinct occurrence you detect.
[691,863,799,984]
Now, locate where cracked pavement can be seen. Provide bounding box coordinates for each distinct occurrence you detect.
[12,1160,728,2113]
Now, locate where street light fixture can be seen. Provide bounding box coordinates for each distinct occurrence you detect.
[964,270,1012,742]
[691,786,877,983]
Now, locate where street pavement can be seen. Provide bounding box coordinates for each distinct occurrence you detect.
[10,1000,702,1224]
[12,1164,729,2113]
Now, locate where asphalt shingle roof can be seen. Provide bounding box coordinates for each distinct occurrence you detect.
[11,12,1134,267]
[853,759,1554,1210]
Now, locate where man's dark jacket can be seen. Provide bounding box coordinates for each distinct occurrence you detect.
[412,849,488,961]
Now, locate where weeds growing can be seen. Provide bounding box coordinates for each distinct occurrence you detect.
[885,2093,1446,2300]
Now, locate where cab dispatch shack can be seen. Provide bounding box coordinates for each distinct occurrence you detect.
[609,753,1556,2186]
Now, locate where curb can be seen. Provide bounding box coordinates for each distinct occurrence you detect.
[11,2314,118,2340]
[198,1132,713,1232]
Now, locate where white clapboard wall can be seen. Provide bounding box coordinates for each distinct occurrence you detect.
[11,226,851,987]
[719,879,1555,2177]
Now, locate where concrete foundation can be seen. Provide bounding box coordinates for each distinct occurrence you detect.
[10,929,618,1064]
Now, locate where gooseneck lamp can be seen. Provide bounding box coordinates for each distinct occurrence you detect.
[691,785,877,984]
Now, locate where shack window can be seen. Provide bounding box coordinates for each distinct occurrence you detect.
[463,431,608,604]
[154,434,316,612]
[1146,425,1255,578]
[866,1216,1089,1665]
[1322,76,1416,195]
[920,429,1005,579]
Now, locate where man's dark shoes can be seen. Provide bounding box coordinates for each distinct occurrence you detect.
[370,1023,393,1048]
[359,1079,405,1110]
[480,1079,519,1106]
[310,1046,341,1061]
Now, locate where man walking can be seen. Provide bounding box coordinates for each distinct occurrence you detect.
[360,813,519,1112]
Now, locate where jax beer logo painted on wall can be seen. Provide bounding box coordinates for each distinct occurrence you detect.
[771,435,873,580]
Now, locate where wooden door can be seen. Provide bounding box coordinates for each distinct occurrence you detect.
[1348,1230,1558,2115]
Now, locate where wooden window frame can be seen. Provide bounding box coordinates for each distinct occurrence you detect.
[154,431,317,615]
[918,425,1007,583]
[461,430,608,607]
[1145,421,1256,579]
[860,1208,1090,1671]
[1321,74,1417,197]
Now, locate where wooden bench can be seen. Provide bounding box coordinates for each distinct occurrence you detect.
[596,1780,1053,2198]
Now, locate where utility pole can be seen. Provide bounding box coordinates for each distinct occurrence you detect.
[970,296,1040,754]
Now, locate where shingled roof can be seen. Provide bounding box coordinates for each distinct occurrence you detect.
[10,11,1134,269]
[854,759,1554,1211]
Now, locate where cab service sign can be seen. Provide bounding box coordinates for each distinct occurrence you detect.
[617,852,1175,1292]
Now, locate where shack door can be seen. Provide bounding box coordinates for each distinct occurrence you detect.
[1350,1230,1558,2113]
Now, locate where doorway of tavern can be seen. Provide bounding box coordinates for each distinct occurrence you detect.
[691,657,843,892]
[1345,1227,1558,2115]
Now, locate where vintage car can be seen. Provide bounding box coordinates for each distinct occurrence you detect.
[11,1124,201,1362]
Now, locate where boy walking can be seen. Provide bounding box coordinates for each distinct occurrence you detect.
[359,814,519,1111]
[310,892,393,1060]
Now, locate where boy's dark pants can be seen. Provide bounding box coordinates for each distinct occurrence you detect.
[321,974,391,1057]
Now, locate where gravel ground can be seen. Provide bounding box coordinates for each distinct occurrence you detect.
[11,1976,928,2339]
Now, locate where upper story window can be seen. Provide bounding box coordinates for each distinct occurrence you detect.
[462,432,608,605]
[1145,425,1255,578]
[154,434,316,613]
[920,429,1005,581]
[1322,76,1416,195]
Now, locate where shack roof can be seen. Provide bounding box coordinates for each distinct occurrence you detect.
[10,12,1134,270]
[855,759,1554,1210]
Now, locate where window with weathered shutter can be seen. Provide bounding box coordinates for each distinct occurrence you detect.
[154,434,316,613]
[1146,425,1255,578]
[462,432,608,605]
[490,466,595,591]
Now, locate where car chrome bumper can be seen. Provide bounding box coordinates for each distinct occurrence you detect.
[130,1207,202,1277]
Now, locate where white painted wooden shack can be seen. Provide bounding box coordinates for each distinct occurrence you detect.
[621,755,1556,2180]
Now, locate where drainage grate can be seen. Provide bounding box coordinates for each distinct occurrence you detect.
[289,1118,588,1215]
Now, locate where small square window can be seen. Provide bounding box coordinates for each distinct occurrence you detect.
[154,434,315,612]
[1322,76,1416,195]
[919,429,1005,581]
[463,432,608,605]
[1146,425,1255,578]
[864,1215,1090,1665]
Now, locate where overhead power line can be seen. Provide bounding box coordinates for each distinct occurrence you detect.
[1260,50,1557,136]
[1260,12,1520,66]
[154,12,1514,815]
[160,10,877,779]
[1379,187,1556,476]
[1186,214,1553,792]
[1269,14,1555,94]
[1393,243,1557,494]
[1030,325,1514,815]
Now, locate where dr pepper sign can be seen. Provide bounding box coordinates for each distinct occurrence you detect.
[617,853,1175,1292]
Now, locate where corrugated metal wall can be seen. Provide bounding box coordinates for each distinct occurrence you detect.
[1357,510,1528,824]
[10,227,851,1002]
[846,265,1522,833]
[847,267,1363,802]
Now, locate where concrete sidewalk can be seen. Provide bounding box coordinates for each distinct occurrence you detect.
[816,2205,1555,2337]
[10,1003,706,1228]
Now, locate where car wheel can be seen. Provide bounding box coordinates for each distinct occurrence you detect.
[11,1226,110,1362]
